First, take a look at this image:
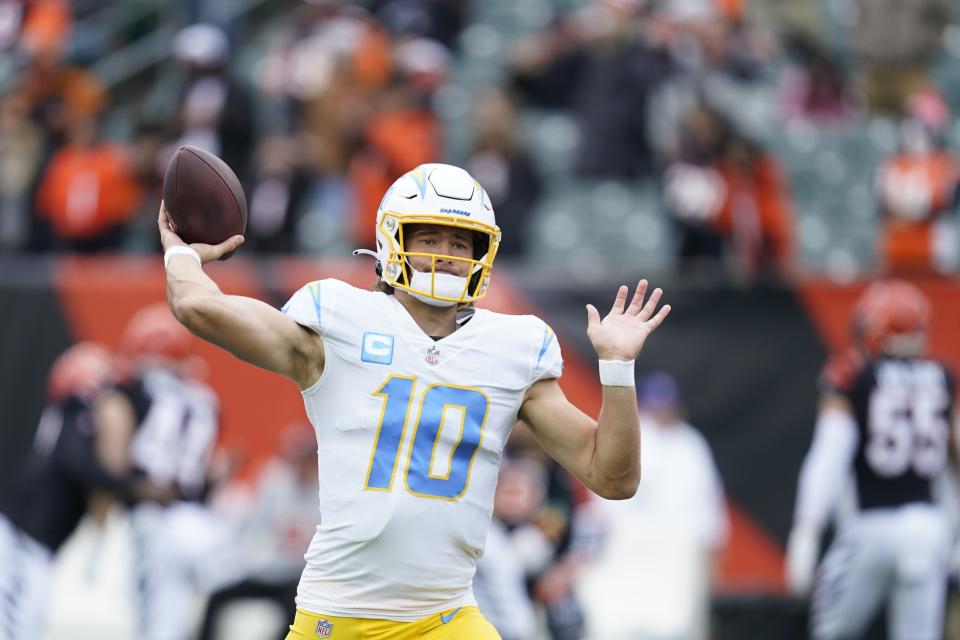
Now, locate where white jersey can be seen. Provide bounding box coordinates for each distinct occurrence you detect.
[282,279,563,620]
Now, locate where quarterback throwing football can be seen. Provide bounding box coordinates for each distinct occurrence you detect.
[159,163,670,638]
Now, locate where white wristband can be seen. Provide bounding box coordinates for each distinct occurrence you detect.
[598,359,636,387]
[164,246,201,269]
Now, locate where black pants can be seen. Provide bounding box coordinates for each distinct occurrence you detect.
[197,578,298,640]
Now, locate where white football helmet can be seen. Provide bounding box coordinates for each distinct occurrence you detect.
[363,163,501,306]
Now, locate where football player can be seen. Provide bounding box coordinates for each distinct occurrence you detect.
[786,280,957,640]
[97,304,227,640]
[158,162,670,638]
[0,342,173,639]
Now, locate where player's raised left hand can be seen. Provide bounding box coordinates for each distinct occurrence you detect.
[586,280,671,361]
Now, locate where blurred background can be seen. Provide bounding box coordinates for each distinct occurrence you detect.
[1,0,960,638]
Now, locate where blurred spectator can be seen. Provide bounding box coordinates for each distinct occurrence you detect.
[198,423,318,640]
[509,1,668,179]
[651,0,765,82]
[744,0,825,48]
[663,103,794,281]
[370,0,468,50]
[0,1,18,51]
[246,134,312,253]
[122,120,170,252]
[33,117,142,252]
[779,34,853,125]
[577,373,728,640]
[875,89,960,275]
[12,0,102,148]
[349,37,447,248]
[5,0,72,57]
[644,0,778,156]
[852,0,951,114]
[258,2,391,138]
[16,44,106,142]
[466,87,542,258]
[258,3,393,252]
[0,92,44,251]
[168,23,256,185]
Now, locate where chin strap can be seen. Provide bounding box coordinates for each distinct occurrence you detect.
[352,249,381,276]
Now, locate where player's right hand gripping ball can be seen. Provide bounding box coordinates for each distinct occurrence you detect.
[163,145,247,259]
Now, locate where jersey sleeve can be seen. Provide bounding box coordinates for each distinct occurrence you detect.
[52,408,139,499]
[281,280,332,336]
[792,405,859,529]
[818,348,864,396]
[531,319,563,383]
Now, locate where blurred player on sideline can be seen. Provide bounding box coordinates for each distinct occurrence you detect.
[579,372,728,640]
[0,342,174,639]
[197,422,319,640]
[786,280,957,640]
[98,304,228,640]
[158,162,671,638]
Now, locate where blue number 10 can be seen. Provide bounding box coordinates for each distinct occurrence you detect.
[365,375,489,500]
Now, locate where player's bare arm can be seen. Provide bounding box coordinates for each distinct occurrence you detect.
[519,280,671,499]
[91,389,178,505]
[158,203,324,388]
[88,390,135,524]
[93,390,138,475]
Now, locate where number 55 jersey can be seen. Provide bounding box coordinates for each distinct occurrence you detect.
[826,354,955,511]
[281,279,563,620]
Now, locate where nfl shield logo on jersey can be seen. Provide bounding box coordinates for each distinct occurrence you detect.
[425,345,440,365]
[315,619,333,638]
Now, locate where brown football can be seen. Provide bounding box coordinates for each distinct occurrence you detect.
[163,145,247,258]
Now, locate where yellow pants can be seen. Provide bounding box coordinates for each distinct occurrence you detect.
[285,606,502,640]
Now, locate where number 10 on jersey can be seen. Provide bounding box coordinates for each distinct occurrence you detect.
[365,375,490,500]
